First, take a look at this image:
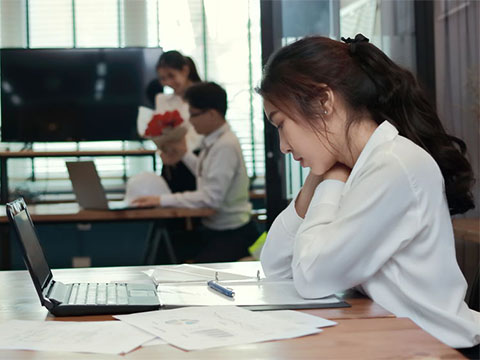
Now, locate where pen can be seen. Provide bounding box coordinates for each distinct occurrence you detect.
[207,280,235,298]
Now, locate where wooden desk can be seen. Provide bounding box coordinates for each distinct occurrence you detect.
[127,318,463,360]
[0,262,464,359]
[0,203,215,270]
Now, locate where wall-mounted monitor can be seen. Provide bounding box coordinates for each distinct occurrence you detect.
[0,47,163,142]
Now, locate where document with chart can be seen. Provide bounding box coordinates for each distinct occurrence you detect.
[115,306,322,351]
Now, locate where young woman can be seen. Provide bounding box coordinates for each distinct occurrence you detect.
[258,34,479,351]
[152,50,203,262]
[154,50,203,192]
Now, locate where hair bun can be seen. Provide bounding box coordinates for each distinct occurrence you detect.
[341,34,370,54]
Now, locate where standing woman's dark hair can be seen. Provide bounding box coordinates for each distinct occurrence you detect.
[156,50,201,83]
[258,34,475,215]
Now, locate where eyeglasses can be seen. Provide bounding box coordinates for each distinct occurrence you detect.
[189,110,208,118]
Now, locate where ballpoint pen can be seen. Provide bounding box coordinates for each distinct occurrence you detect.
[207,280,235,298]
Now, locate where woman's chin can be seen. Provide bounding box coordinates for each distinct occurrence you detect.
[309,167,328,176]
[309,168,322,175]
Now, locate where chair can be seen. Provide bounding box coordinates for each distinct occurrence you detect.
[466,264,479,311]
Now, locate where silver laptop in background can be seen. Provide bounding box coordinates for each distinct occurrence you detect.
[66,161,133,210]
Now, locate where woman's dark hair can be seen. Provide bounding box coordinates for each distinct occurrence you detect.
[145,79,163,107]
[156,50,201,83]
[184,82,227,117]
[257,35,474,215]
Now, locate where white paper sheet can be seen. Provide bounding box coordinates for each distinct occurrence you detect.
[141,338,167,347]
[125,171,171,204]
[145,264,256,285]
[0,320,155,355]
[262,310,337,328]
[137,106,154,136]
[115,306,321,351]
[156,279,341,307]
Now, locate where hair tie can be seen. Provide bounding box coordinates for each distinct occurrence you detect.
[341,34,370,54]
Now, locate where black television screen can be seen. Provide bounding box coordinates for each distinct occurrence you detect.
[0,47,163,142]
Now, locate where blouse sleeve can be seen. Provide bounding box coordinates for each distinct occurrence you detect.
[260,198,303,279]
[260,179,345,278]
[292,154,420,299]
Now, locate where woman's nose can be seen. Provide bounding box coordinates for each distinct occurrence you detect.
[279,136,291,155]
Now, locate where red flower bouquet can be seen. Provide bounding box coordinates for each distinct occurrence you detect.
[143,110,187,148]
[144,110,184,137]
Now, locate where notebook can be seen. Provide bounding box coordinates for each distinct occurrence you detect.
[66,161,138,211]
[6,198,161,316]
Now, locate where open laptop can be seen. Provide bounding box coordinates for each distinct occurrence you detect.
[66,161,137,210]
[6,198,161,316]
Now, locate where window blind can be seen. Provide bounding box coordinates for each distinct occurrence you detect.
[0,0,264,201]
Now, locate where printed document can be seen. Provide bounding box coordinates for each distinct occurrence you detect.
[115,306,321,351]
[0,320,155,354]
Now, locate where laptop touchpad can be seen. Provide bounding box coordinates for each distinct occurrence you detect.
[129,290,156,297]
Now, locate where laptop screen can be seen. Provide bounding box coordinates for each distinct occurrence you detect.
[14,210,52,289]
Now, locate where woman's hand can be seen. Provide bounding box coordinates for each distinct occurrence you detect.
[159,136,187,165]
[294,164,350,218]
[295,172,324,218]
[303,172,324,192]
[131,195,161,208]
[323,162,351,182]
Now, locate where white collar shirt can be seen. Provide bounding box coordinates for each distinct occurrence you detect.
[160,123,251,230]
[260,120,480,348]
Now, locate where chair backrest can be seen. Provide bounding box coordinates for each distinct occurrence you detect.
[467,265,479,311]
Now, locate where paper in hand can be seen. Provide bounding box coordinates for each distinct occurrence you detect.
[137,106,154,137]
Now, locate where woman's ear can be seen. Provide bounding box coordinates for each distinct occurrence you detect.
[321,87,335,116]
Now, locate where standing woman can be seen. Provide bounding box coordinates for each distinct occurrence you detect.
[152,50,203,263]
[258,34,479,354]
[155,50,202,193]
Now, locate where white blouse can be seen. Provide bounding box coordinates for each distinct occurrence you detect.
[261,121,480,348]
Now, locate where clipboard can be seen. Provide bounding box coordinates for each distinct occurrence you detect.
[157,278,350,310]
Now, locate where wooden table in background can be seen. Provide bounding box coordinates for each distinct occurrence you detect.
[0,203,215,270]
[0,261,466,359]
[0,149,157,204]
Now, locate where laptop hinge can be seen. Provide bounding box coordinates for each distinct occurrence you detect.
[43,280,64,306]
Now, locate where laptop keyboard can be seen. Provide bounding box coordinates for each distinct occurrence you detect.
[67,283,129,305]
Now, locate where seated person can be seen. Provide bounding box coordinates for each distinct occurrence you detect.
[133,82,259,263]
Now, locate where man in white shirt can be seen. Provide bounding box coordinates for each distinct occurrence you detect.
[133,82,258,262]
